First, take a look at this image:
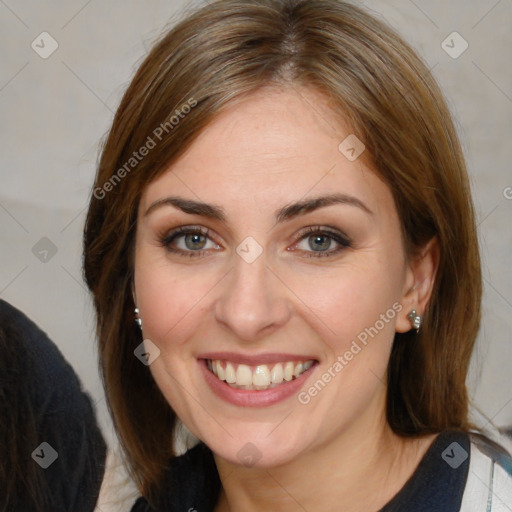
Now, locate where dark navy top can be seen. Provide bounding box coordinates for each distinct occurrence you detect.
[131,430,473,511]
[0,299,106,511]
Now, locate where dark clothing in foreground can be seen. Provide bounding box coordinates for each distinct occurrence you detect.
[131,428,512,511]
[0,299,106,511]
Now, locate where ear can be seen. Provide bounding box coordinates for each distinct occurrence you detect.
[395,237,440,333]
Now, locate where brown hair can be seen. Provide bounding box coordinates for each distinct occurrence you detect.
[83,0,482,504]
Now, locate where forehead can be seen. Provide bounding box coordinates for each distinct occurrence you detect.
[140,86,394,219]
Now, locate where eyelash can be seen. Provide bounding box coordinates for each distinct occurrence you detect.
[159,226,214,259]
[158,225,351,259]
[294,226,351,258]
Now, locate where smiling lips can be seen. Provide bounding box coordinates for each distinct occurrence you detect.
[206,359,315,391]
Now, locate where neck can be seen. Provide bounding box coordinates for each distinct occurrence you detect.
[213,401,436,512]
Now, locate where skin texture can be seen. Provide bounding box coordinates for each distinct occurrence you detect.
[134,86,439,511]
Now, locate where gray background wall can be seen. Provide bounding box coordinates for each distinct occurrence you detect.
[1,0,511,505]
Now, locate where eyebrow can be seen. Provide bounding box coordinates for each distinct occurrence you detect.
[145,196,225,220]
[144,193,373,222]
[275,193,373,221]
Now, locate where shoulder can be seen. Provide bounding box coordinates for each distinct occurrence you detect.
[460,431,512,511]
[0,299,94,414]
[0,299,107,511]
[0,299,72,381]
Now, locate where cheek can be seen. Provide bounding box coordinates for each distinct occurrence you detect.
[290,260,402,348]
[133,256,213,416]
[291,264,403,427]
[134,255,214,348]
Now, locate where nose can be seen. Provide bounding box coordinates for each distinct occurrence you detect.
[213,251,291,342]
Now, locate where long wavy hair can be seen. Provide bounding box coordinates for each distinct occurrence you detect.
[83,0,482,505]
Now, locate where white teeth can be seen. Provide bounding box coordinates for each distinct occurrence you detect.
[216,360,225,381]
[284,362,294,381]
[225,362,236,383]
[303,360,313,370]
[236,364,253,386]
[207,358,315,390]
[253,365,270,387]
[270,363,284,384]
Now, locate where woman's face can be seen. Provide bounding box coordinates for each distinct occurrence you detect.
[134,86,418,467]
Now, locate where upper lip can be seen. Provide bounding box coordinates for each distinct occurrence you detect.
[198,351,318,366]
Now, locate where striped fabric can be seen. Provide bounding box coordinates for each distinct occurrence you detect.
[460,433,512,511]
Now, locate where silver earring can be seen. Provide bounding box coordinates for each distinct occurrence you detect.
[134,307,142,329]
[407,309,422,332]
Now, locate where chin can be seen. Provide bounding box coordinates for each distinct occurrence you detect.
[202,423,313,469]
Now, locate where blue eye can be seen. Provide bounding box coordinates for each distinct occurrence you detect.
[306,234,333,251]
[294,227,351,257]
[182,232,208,250]
[159,225,351,259]
[160,227,219,257]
